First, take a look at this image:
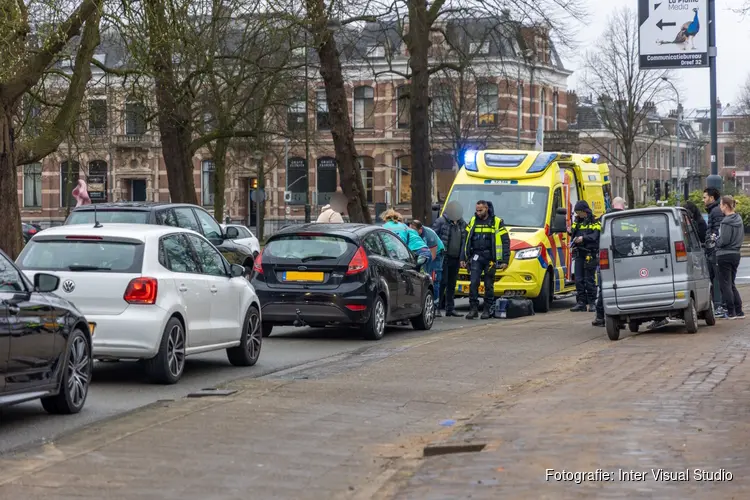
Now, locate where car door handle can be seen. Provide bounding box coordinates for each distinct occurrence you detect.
[210,286,218,294]
[178,284,188,292]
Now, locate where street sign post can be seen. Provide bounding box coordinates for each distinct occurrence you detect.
[638,0,708,69]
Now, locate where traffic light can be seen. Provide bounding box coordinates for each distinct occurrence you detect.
[654,181,661,200]
[665,183,670,199]
[250,177,258,189]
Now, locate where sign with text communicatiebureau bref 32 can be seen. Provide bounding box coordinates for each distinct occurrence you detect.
[638,0,708,69]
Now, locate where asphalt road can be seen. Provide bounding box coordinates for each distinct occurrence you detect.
[735,258,750,285]
[0,297,576,456]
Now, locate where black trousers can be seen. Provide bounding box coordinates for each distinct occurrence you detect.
[440,256,460,312]
[469,256,495,308]
[574,254,598,306]
[707,252,723,307]
[717,254,742,316]
[595,269,604,319]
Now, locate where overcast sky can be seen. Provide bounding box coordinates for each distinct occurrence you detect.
[564,0,750,110]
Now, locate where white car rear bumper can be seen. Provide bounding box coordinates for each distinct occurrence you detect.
[87,305,170,359]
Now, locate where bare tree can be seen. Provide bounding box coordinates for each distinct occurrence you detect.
[733,77,750,169]
[1,0,102,258]
[579,7,670,207]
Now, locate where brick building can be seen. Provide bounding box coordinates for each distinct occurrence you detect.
[19,16,573,229]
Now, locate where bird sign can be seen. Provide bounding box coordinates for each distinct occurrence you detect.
[638,0,708,69]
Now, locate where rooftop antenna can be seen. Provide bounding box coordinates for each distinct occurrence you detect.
[93,204,102,228]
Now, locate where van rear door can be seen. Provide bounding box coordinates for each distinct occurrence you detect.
[611,213,675,310]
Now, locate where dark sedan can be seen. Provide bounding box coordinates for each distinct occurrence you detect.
[22,223,41,243]
[252,223,435,340]
[0,250,93,414]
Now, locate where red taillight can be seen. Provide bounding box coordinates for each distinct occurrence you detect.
[124,277,158,304]
[345,304,367,311]
[253,250,263,274]
[346,247,368,275]
[599,249,609,270]
[66,235,102,240]
[675,241,687,262]
[28,228,37,234]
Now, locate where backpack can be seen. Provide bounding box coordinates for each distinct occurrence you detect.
[494,298,535,319]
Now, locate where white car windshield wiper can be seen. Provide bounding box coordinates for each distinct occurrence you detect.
[67,265,112,271]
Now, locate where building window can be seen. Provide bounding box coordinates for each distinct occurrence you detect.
[60,161,80,208]
[23,163,42,208]
[552,91,559,130]
[396,156,411,204]
[124,98,146,135]
[477,82,498,127]
[353,86,375,129]
[287,100,305,132]
[316,90,330,130]
[723,121,735,133]
[397,85,410,129]
[517,83,523,130]
[357,157,374,203]
[201,160,215,206]
[469,41,490,54]
[286,157,308,205]
[316,157,337,205]
[87,160,108,203]
[88,99,107,134]
[540,88,546,127]
[724,146,736,167]
[366,45,385,58]
[432,84,452,128]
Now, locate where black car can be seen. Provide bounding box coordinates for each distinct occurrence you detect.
[252,223,435,340]
[0,250,92,414]
[65,203,258,273]
[22,223,40,243]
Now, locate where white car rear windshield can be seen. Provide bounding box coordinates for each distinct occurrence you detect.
[18,240,144,273]
[265,235,354,261]
[67,211,149,224]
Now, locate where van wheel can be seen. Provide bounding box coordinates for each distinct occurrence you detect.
[605,315,620,341]
[684,298,699,334]
[628,321,640,333]
[532,272,552,313]
[704,299,716,326]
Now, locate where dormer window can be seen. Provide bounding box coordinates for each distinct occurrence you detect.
[366,45,385,58]
[469,42,490,55]
[92,53,106,64]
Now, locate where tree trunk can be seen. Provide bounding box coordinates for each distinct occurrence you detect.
[407,0,433,225]
[212,138,228,222]
[307,0,371,224]
[625,166,635,208]
[0,110,23,260]
[145,0,197,205]
[257,159,265,242]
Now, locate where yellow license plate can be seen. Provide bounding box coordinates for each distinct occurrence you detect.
[88,323,96,336]
[283,271,324,282]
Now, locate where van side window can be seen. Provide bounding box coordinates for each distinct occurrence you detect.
[611,214,670,258]
[681,213,701,252]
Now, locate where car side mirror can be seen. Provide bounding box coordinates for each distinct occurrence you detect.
[230,264,245,278]
[34,273,60,293]
[551,210,567,233]
[225,227,239,239]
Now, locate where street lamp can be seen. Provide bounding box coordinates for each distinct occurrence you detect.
[661,76,683,206]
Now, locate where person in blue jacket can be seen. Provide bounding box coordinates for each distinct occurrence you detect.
[381,209,431,264]
[411,219,445,315]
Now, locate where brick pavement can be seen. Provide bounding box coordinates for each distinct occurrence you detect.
[390,310,750,499]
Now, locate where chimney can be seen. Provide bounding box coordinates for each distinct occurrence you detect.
[567,90,578,125]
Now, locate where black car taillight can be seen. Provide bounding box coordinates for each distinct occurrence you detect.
[346,247,368,275]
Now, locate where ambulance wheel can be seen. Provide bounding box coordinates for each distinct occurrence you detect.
[532,272,552,313]
[605,315,620,341]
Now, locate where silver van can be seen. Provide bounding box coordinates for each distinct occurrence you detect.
[599,207,715,340]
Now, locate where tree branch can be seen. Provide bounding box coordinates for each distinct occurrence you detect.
[3,0,102,104]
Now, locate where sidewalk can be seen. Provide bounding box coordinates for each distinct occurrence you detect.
[390,301,750,498]
[0,294,749,499]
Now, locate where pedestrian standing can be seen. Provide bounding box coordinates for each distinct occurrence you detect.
[716,195,744,319]
[684,201,708,244]
[461,200,510,320]
[316,204,344,223]
[704,187,725,313]
[592,196,625,327]
[411,220,445,316]
[432,203,467,317]
[569,200,601,312]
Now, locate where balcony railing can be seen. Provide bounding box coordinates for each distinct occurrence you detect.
[114,134,156,148]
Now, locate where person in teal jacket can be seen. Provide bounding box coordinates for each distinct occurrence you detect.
[381,210,431,263]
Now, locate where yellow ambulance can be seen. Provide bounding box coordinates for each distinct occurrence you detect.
[443,149,611,312]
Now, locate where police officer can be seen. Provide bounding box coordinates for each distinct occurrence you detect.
[569,200,601,312]
[592,196,625,326]
[461,200,510,320]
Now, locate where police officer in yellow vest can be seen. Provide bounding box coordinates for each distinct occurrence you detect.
[569,200,601,312]
[461,200,510,320]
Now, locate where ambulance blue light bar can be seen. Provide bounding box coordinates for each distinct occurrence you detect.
[464,150,478,171]
[526,152,557,173]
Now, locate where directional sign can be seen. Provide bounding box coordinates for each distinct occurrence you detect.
[638,0,708,69]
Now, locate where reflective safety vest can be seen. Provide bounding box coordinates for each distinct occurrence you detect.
[464,215,510,263]
[571,218,601,254]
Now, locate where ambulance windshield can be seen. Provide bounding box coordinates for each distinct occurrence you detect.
[444,184,549,228]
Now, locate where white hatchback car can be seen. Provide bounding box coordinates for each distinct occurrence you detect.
[221,224,261,256]
[16,223,263,384]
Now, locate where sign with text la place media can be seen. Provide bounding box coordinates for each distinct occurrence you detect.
[638,0,708,69]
